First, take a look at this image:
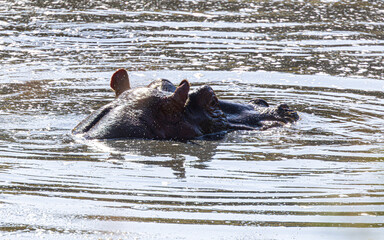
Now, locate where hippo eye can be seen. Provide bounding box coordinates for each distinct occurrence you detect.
[209,97,218,107]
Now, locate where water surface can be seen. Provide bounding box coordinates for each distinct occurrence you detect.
[1,1,384,239]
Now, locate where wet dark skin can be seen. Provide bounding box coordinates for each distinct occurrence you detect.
[110,69,298,128]
[73,79,251,140]
[73,69,299,140]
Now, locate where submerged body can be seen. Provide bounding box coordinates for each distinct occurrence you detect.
[73,69,299,140]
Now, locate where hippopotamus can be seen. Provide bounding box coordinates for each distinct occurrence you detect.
[73,69,299,140]
[110,69,299,127]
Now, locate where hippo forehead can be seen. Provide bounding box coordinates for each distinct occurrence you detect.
[147,79,176,93]
[116,87,164,107]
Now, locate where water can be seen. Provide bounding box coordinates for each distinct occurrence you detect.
[1,1,384,239]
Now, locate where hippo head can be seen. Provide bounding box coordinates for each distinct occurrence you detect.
[73,79,231,140]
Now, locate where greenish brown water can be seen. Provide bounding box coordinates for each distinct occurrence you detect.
[0,1,383,239]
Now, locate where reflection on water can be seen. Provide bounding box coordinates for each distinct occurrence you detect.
[1,0,384,239]
[1,0,384,81]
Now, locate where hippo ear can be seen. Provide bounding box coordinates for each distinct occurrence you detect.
[170,79,190,108]
[110,69,130,97]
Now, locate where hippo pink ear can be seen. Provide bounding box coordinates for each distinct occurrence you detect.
[110,69,130,97]
[170,79,190,108]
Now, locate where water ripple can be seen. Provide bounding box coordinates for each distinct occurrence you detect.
[1,0,384,239]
